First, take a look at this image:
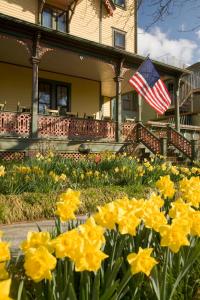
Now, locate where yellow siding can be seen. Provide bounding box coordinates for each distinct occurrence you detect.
[0,0,38,23]
[102,0,136,53]
[70,0,100,43]
[0,63,32,111]
[0,62,100,117]
[102,96,111,117]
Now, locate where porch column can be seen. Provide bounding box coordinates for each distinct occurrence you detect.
[175,79,180,132]
[114,75,123,142]
[31,56,40,138]
[137,94,142,122]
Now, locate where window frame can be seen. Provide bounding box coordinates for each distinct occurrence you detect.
[112,28,126,50]
[113,0,126,9]
[38,78,71,114]
[41,4,69,33]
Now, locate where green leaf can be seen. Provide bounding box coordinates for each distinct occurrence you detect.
[67,283,78,300]
[169,240,200,300]
[17,280,24,300]
[100,281,119,300]
[116,269,132,298]
[105,257,123,289]
[92,271,100,300]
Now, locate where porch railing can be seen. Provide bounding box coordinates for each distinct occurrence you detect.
[0,112,31,137]
[38,115,116,140]
[0,112,116,141]
[136,122,161,154]
[167,126,192,159]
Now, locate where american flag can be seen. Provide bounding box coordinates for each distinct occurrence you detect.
[129,58,171,115]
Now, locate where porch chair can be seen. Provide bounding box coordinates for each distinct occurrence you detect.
[0,101,6,111]
[17,101,31,113]
[65,111,78,118]
[45,106,59,116]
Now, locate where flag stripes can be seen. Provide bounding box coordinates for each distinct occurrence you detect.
[129,62,172,115]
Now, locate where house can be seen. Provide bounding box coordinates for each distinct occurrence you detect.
[0,0,197,160]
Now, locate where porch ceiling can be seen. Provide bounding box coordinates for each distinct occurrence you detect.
[0,38,31,67]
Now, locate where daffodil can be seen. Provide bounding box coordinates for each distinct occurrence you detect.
[24,246,56,282]
[156,175,175,199]
[0,279,12,300]
[21,231,53,253]
[127,248,158,276]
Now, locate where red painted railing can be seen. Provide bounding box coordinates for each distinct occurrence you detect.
[137,122,161,154]
[38,115,116,140]
[121,121,137,141]
[0,112,31,136]
[167,126,192,159]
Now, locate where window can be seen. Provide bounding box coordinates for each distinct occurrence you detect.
[165,80,175,106]
[42,8,52,29]
[38,80,70,114]
[113,29,126,49]
[122,92,137,111]
[114,0,125,8]
[41,6,68,32]
[38,82,51,114]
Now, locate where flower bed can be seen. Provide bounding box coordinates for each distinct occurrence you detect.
[1,175,200,299]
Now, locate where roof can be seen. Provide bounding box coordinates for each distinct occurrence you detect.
[0,12,190,77]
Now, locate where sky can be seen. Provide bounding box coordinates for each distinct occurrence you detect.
[138,1,200,67]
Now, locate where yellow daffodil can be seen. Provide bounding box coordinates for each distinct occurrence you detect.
[21,231,53,253]
[179,177,200,208]
[0,239,10,263]
[118,211,140,236]
[0,279,12,300]
[52,229,83,260]
[156,175,175,199]
[24,246,56,282]
[159,219,190,253]
[55,189,81,222]
[0,262,9,280]
[0,166,5,177]
[74,242,108,272]
[127,248,158,276]
[78,217,105,249]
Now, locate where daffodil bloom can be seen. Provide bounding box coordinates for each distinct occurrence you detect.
[0,262,9,280]
[189,211,200,236]
[159,219,190,253]
[0,279,12,300]
[143,209,167,232]
[52,229,83,260]
[0,238,10,263]
[78,217,105,249]
[55,189,81,222]
[127,248,158,276]
[0,166,5,177]
[169,198,193,219]
[118,211,140,236]
[156,175,175,199]
[94,202,118,230]
[24,246,56,282]
[74,242,108,272]
[21,232,53,253]
[179,177,200,208]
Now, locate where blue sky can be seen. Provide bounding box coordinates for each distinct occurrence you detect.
[138,1,200,67]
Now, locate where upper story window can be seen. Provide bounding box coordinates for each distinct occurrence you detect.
[41,6,68,33]
[165,80,175,107]
[114,0,125,8]
[113,29,126,50]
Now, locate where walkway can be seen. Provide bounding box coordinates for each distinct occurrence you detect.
[0,217,86,254]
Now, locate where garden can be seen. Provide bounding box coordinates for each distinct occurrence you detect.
[0,152,200,299]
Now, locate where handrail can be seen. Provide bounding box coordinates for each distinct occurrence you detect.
[136,122,161,154]
[167,126,192,159]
